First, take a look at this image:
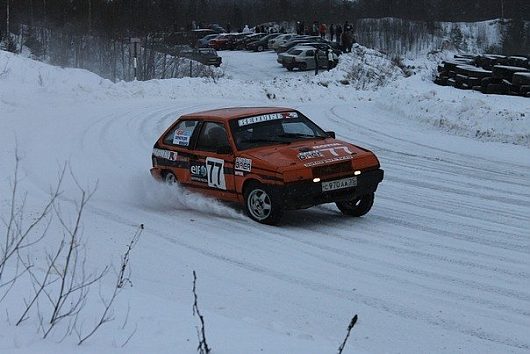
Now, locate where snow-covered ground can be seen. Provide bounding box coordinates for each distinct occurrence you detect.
[1,48,529,353]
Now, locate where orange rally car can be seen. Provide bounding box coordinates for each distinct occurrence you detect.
[150,107,384,224]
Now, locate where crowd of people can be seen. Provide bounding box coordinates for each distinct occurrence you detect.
[295,20,356,52]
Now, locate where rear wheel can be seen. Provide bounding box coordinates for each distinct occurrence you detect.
[336,193,374,217]
[257,45,264,52]
[164,172,177,185]
[244,182,283,225]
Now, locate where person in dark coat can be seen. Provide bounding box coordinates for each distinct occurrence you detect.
[329,24,335,42]
[336,25,343,46]
[314,48,320,75]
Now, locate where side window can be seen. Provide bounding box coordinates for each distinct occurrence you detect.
[306,50,314,57]
[196,122,230,152]
[163,120,199,147]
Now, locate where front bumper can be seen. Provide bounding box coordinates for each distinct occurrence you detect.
[279,169,384,210]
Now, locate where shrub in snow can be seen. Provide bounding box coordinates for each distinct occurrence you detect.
[316,44,405,90]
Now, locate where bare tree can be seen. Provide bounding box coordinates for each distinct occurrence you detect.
[76,225,143,345]
[337,314,358,354]
[1,153,63,301]
[192,270,211,354]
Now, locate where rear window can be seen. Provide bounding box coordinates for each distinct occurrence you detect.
[288,49,303,55]
[163,120,199,147]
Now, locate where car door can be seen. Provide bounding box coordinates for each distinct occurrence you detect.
[187,121,237,201]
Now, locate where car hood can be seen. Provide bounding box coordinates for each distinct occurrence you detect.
[241,138,374,172]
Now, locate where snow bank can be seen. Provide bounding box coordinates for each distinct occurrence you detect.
[1,48,528,148]
[378,73,530,147]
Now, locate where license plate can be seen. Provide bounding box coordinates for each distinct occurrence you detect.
[321,177,357,192]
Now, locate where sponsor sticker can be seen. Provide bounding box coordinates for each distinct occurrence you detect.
[153,148,178,162]
[303,155,354,167]
[238,111,299,127]
[190,163,208,183]
[206,157,226,190]
[298,150,324,160]
[173,129,192,146]
[235,157,252,172]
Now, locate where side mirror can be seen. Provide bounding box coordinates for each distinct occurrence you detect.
[326,131,336,139]
[216,145,233,155]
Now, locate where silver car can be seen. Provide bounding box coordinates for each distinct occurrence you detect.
[269,34,299,50]
[277,46,338,71]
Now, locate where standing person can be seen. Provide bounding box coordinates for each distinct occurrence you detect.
[312,22,318,36]
[336,24,343,47]
[314,48,320,75]
[329,24,335,42]
[226,23,231,33]
[327,48,335,71]
[342,21,353,53]
[319,23,327,38]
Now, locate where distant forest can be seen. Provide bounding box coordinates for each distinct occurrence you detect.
[1,0,529,35]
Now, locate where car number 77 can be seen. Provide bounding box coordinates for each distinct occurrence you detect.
[206,157,226,190]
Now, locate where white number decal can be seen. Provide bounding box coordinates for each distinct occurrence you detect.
[205,157,226,190]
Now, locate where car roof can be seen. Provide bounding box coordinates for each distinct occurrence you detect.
[181,107,294,121]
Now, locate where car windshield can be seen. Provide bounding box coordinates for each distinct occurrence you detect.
[230,111,328,150]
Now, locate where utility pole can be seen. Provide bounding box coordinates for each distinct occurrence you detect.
[500,0,504,20]
[6,0,10,37]
[88,0,92,33]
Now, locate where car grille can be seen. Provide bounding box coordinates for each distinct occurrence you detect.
[312,161,352,178]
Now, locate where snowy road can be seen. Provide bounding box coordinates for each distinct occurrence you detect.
[1,50,529,353]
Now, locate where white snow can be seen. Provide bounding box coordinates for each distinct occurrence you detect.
[1,47,529,354]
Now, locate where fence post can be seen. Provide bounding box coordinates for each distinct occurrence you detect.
[190,60,193,77]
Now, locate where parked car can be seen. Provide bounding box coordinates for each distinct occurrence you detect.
[179,48,222,67]
[209,33,247,50]
[277,46,338,71]
[295,42,342,56]
[197,33,220,48]
[234,33,267,50]
[150,107,384,224]
[276,36,342,55]
[246,33,282,52]
[276,36,321,53]
[269,33,299,50]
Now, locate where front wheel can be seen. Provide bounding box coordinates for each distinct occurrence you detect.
[164,172,178,185]
[336,193,374,217]
[299,62,307,71]
[257,45,264,52]
[244,182,283,225]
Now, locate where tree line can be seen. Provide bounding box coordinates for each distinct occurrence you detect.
[1,0,529,37]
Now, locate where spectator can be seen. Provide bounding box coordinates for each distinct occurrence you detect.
[319,23,327,39]
[226,23,231,33]
[314,48,320,75]
[327,48,334,71]
[329,24,335,42]
[242,25,251,34]
[312,22,318,36]
[336,25,343,46]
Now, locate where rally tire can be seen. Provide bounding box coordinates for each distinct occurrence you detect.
[244,182,283,225]
[257,45,264,52]
[299,62,307,71]
[164,171,178,185]
[336,193,374,217]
